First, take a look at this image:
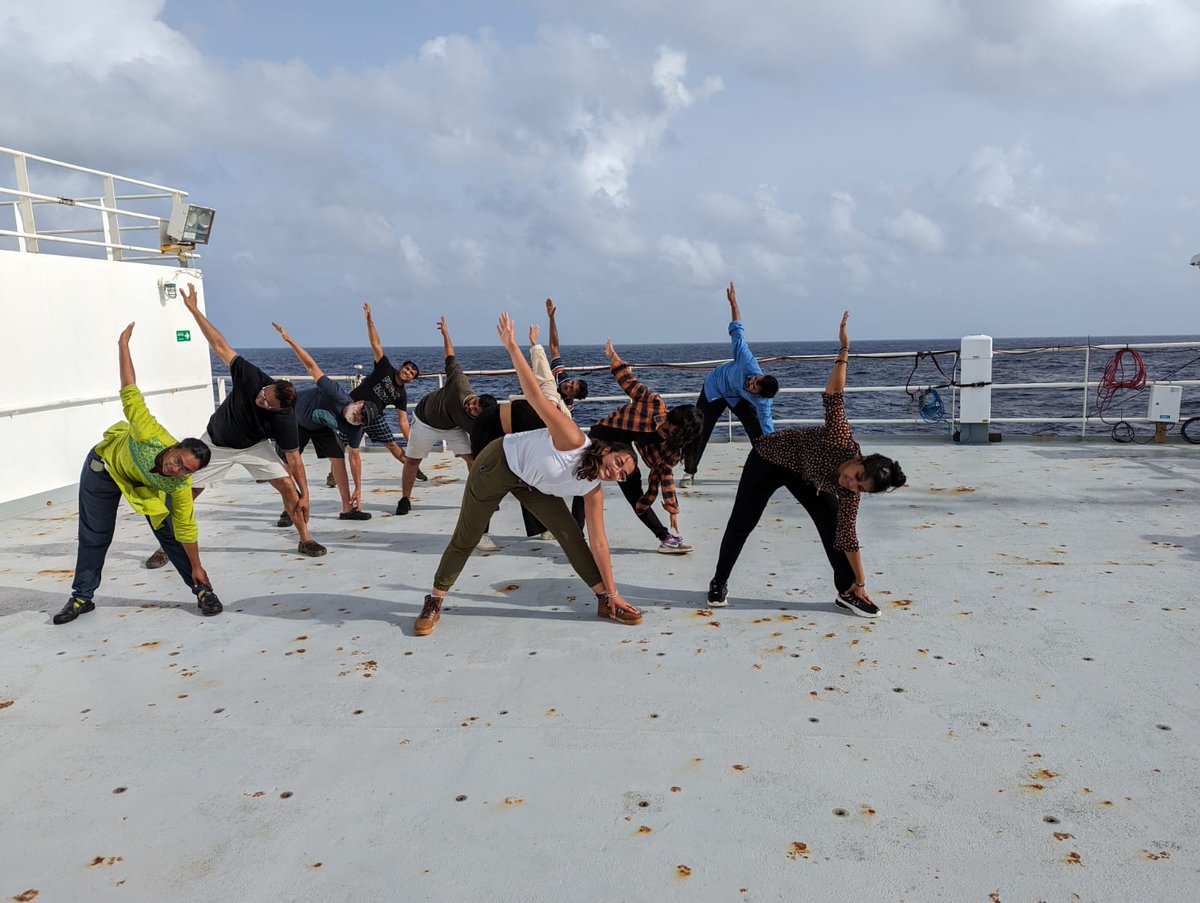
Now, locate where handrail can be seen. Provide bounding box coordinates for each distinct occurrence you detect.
[211,339,1200,440]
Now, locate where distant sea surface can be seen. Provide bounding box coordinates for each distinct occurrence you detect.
[213,335,1200,437]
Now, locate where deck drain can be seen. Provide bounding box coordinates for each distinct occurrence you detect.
[638,800,650,808]
[833,808,848,817]
[1043,815,1059,824]
[1156,724,1172,731]
[1082,657,1094,662]
[280,791,293,799]
[456,795,467,802]
[808,717,819,723]
[112,787,127,794]
[979,722,990,728]
[213,708,225,714]
[892,687,905,693]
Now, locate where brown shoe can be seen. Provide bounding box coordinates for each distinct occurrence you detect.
[145,548,169,569]
[597,594,642,626]
[415,594,443,636]
[297,540,327,557]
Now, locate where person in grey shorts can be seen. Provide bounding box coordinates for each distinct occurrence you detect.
[396,315,496,515]
[413,313,640,637]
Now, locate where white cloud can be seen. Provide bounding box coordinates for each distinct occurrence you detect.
[883,209,945,254]
[658,235,727,285]
[399,235,438,286]
[450,237,487,284]
[829,191,866,247]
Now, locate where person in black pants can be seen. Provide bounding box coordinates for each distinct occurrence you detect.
[707,310,905,618]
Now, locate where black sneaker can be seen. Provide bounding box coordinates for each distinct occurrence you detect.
[339,508,372,521]
[707,579,728,608]
[396,497,412,515]
[416,468,429,482]
[277,511,293,528]
[835,591,881,619]
[53,597,95,625]
[196,589,223,616]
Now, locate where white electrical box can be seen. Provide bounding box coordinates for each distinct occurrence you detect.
[959,334,993,424]
[1146,383,1182,422]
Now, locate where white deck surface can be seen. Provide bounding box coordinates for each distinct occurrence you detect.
[2,440,1198,902]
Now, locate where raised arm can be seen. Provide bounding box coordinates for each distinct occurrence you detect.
[273,323,324,381]
[726,281,741,322]
[545,298,561,359]
[605,338,652,403]
[118,322,136,388]
[437,316,455,359]
[498,313,584,450]
[363,302,385,362]
[180,283,236,366]
[826,311,850,395]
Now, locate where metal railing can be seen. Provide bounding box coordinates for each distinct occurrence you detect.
[213,339,1200,442]
[0,146,192,262]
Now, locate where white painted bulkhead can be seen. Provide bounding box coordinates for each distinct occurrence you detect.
[0,250,214,508]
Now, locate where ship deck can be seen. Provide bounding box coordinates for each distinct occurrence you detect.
[2,439,1198,902]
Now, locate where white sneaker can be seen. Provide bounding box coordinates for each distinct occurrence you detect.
[538,531,556,542]
[678,473,694,489]
[476,533,500,552]
[657,534,693,554]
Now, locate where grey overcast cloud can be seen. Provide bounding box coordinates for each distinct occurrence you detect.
[3,0,1199,345]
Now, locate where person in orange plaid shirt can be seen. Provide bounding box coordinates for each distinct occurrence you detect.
[588,339,704,553]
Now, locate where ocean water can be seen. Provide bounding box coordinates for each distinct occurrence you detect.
[213,335,1200,438]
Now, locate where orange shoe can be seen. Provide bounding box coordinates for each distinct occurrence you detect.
[415,594,443,636]
[597,593,642,626]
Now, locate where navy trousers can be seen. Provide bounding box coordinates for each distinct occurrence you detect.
[70,451,206,602]
[684,390,765,476]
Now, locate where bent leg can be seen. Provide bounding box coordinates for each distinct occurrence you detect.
[268,476,314,543]
[731,398,765,441]
[619,463,669,541]
[71,455,123,602]
[148,515,202,595]
[432,444,515,592]
[712,449,785,585]
[685,392,727,475]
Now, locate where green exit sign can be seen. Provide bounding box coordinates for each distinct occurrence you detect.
[176,330,191,342]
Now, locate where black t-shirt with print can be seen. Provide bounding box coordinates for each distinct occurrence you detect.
[206,355,299,451]
[351,355,408,412]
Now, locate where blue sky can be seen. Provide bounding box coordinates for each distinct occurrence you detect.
[3,1,1199,345]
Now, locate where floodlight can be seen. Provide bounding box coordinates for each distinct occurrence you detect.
[1191,253,1200,267]
[161,198,216,249]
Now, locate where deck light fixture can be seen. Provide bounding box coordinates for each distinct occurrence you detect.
[1190,253,1200,267]
[160,198,215,253]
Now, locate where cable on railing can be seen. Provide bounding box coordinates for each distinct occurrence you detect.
[903,350,957,422]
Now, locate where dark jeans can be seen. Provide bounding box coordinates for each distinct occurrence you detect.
[71,451,207,603]
[587,423,670,541]
[684,390,764,476]
[713,449,854,593]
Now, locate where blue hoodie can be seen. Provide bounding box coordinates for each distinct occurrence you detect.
[701,320,774,433]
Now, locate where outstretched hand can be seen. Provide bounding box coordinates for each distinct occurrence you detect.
[605,338,617,361]
[180,283,199,310]
[726,281,736,307]
[497,312,518,349]
[272,322,292,343]
[363,302,372,320]
[529,323,540,345]
[545,297,557,318]
[436,315,448,336]
[118,322,135,345]
[838,311,850,349]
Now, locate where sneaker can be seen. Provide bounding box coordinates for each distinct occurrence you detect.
[657,534,693,554]
[196,589,223,616]
[835,591,881,619]
[707,579,728,608]
[277,511,293,528]
[145,548,169,569]
[53,596,95,625]
[678,473,694,489]
[339,508,372,521]
[415,594,443,636]
[476,533,500,552]
[416,468,429,482]
[538,531,555,542]
[325,472,336,488]
[396,497,412,516]
[298,539,328,557]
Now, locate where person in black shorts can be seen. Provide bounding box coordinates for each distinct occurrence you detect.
[145,283,327,565]
[324,302,426,489]
[274,323,382,522]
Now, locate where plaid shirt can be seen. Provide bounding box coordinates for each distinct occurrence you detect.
[593,358,680,515]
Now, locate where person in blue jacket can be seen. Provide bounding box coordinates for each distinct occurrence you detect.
[680,282,779,487]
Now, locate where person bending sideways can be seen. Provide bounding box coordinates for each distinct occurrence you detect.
[544,297,589,410]
[55,323,221,625]
[413,313,639,637]
[325,302,426,488]
[395,315,496,515]
[706,310,906,618]
[588,340,704,554]
[145,283,326,563]
[680,281,779,487]
[273,322,381,522]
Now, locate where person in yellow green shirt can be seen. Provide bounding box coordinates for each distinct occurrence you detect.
[55,323,222,625]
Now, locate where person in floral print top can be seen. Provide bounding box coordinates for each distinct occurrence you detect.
[706,311,906,618]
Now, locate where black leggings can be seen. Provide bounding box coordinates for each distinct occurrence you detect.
[588,423,670,541]
[713,449,855,593]
[684,390,765,475]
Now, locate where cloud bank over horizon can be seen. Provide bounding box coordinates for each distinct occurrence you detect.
[1,0,1197,345]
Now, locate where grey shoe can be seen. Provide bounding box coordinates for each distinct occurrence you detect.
[145,548,169,569]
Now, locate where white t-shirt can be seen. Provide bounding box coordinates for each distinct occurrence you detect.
[503,429,599,498]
